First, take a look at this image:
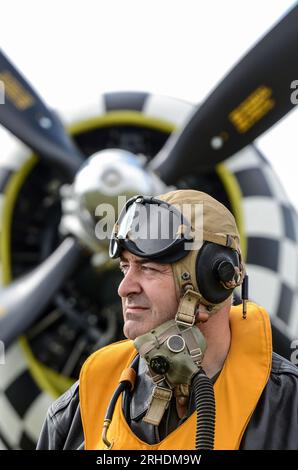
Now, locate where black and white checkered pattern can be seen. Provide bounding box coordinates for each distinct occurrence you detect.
[0,342,53,449]
[224,146,298,340]
[0,92,297,449]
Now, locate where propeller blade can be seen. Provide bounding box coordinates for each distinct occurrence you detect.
[0,50,84,179]
[150,5,298,184]
[0,237,81,347]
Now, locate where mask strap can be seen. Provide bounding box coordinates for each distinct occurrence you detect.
[142,371,173,426]
[180,327,205,366]
[142,384,173,426]
[175,288,202,327]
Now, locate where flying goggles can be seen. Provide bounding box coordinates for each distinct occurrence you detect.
[109,195,194,263]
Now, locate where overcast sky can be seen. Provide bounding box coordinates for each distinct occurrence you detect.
[1,0,297,210]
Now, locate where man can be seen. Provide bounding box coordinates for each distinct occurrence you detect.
[37,190,298,450]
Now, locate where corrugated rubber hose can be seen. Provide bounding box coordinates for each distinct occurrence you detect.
[192,369,216,450]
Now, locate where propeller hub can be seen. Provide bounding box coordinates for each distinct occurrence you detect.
[59,149,168,254]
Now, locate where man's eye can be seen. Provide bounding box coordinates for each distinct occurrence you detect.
[142,265,156,272]
[119,265,128,274]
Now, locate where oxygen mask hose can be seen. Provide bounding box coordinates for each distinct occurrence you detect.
[102,355,139,449]
[192,368,216,450]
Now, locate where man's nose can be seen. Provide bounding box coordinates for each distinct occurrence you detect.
[118,267,142,298]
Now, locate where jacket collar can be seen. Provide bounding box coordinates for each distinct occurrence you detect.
[130,357,154,420]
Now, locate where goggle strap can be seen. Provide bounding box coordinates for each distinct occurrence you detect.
[203,231,240,251]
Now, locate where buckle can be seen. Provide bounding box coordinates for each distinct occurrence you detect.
[143,385,173,426]
[175,315,196,327]
[190,347,203,365]
[175,289,202,327]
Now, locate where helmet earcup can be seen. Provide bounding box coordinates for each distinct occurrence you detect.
[196,242,240,304]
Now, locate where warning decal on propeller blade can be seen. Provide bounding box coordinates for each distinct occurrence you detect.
[229,86,275,133]
[0,71,35,110]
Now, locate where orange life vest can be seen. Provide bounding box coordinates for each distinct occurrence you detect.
[80,302,272,450]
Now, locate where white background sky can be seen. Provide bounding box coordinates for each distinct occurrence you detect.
[1,0,298,210]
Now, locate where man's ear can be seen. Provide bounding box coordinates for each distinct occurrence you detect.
[195,305,210,323]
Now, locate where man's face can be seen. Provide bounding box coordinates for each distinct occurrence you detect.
[118,250,179,340]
